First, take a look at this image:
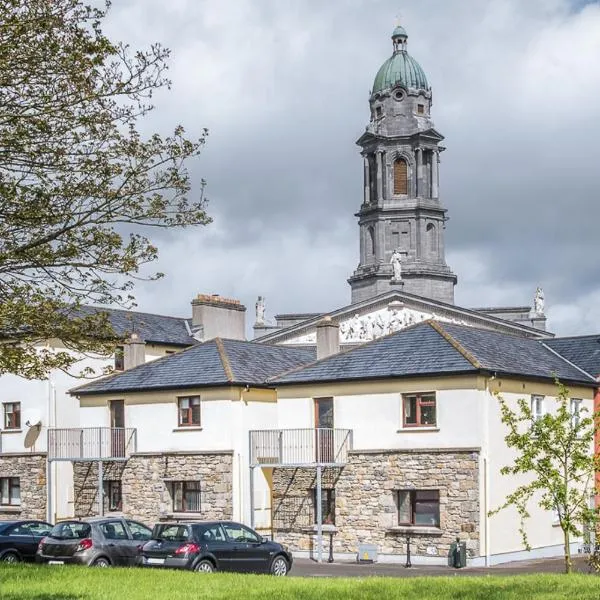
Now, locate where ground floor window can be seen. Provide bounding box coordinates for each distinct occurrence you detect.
[0,477,20,506]
[312,488,335,525]
[104,480,122,512]
[171,481,201,512]
[398,489,440,527]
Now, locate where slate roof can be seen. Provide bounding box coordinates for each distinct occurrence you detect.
[79,306,195,347]
[72,339,316,395]
[544,335,600,377]
[271,321,596,386]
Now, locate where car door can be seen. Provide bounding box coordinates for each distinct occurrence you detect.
[124,520,152,565]
[24,522,52,560]
[98,520,132,566]
[2,523,35,561]
[196,524,235,571]
[221,522,270,573]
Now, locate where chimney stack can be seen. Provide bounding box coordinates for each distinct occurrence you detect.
[123,332,146,370]
[316,317,340,360]
[191,294,246,341]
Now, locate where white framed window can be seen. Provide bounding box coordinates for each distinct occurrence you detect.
[570,398,582,428]
[0,477,20,506]
[531,395,544,422]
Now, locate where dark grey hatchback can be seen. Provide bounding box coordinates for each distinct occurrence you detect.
[36,517,152,567]
[141,521,292,575]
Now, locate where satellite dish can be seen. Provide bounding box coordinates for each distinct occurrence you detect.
[24,421,42,449]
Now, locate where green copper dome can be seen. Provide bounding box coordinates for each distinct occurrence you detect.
[372,27,429,94]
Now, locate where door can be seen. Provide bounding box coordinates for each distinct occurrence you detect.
[196,524,235,571]
[314,397,334,463]
[2,523,36,561]
[110,400,125,457]
[24,522,53,560]
[99,520,131,566]
[221,522,269,573]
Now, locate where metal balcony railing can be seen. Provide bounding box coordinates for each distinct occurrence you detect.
[47,427,137,461]
[249,428,353,467]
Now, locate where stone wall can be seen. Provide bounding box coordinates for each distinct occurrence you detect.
[73,452,233,524]
[272,449,479,560]
[0,453,47,521]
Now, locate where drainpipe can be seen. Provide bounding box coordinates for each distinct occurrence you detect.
[484,376,493,567]
[595,381,600,511]
[316,465,323,563]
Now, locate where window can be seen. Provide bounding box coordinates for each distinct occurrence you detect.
[27,522,52,537]
[368,226,375,257]
[104,480,122,512]
[398,490,440,527]
[417,104,425,114]
[178,396,201,427]
[222,522,261,544]
[100,520,128,540]
[126,520,152,541]
[0,477,21,506]
[393,158,408,195]
[114,346,124,371]
[199,523,227,542]
[570,398,582,428]
[312,488,336,525]
[3,402,20,430]
[375,106,382,118]
[403,393,436,427]
[154,524,190,542]
[531,395,544,422]
[426,223,437,252]
[171,481,201,512]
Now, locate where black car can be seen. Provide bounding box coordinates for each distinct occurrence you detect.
[141,521,292,575]
[0,520,53,563]
[36,517,152,567]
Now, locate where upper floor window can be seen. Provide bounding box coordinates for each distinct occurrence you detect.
[417,103,425,114]
[531,395,544,422]
[570,398,582,428]
[171,481,201,512]
[3,402,20,430]
[178,396,201,427]
[0,477,20,506]
[312,488,336,525]
[114,346,124,371]
[398,489,440,527]
[375,106,383,118]
[393,158,408,195]
[403,393,436,428]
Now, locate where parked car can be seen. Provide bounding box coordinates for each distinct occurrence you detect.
[0,520,53,563]
[36,517,152,567]
[141,520,292,575]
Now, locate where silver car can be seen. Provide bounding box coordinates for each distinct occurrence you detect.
[36,517,152,567]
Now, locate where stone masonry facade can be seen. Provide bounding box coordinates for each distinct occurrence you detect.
[272,449,479,560]
[0,453,47,521]
[73,451,233,523]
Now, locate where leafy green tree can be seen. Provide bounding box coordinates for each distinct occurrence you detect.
[490,381,599,573]
[0,0,210,377]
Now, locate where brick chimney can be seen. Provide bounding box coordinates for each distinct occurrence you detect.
[123,332,146,370]
[316,317,340,360]
[191,294,246,341]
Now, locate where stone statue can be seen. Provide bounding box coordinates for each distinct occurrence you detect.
[255,296,266,324]
[390,249,403,281]
[533,287,545,315]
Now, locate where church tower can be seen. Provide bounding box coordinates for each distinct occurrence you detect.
[348,26,457,304]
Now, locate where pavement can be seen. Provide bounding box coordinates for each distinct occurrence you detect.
[289,555,595,578]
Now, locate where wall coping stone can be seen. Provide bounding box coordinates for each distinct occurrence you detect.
[0,506,22,514]
[131,450,234,457]
[0,452,47,457]
[348,447,480,455]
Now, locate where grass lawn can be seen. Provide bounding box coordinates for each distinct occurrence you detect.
[0,565,599,600]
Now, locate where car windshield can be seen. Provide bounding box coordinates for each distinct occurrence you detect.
[152,524,191,542]
[49,522,91,540]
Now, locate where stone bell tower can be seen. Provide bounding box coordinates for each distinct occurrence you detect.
[348,25,457,304]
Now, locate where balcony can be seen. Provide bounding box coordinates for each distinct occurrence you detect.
[249,428,353,467]
[47,427,137,461]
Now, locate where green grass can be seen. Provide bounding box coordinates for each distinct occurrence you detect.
[0,565,599,600]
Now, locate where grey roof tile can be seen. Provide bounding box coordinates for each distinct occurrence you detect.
[544,335,600,377]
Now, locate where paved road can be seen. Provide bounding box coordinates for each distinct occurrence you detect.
[290,555,594,578]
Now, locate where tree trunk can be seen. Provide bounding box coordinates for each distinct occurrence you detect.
[563,527,572,574]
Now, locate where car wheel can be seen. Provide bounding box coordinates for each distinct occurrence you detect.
[1,552,20,564]
[92,557,111,568]
[194,559,215,573]
[270,555,289,576]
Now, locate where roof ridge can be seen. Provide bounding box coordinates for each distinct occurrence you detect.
[215,338,234,382]
[547,334,600,341]
[428,321,482,369]
[86,305,190,322]
[268,320,434,383]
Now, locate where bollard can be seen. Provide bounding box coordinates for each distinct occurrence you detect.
[405,536,412,568]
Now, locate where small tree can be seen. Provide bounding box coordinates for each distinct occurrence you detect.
[490,380,599,574]
[0,0,210,378]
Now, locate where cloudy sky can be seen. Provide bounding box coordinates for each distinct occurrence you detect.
[105,0,600,336]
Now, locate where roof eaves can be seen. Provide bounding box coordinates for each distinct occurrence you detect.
[215,338,235,383]
[428,321,482,369]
